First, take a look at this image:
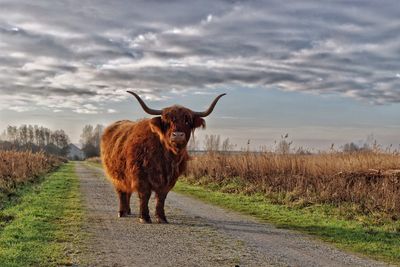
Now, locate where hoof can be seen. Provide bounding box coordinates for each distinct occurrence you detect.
[139,218,152,224]
[118,211,128,218]
[156,217,169,224]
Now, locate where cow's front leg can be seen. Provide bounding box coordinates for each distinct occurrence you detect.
[138,190,152,223]
[117,190,128,218]
[155,191,168,224]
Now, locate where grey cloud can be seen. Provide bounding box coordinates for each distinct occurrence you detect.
[0,26,74,59]
[0,0,399,113]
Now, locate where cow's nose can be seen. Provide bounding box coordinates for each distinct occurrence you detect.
[171,132,185,139]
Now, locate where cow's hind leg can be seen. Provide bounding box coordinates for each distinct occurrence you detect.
[155,191,168,224]
[117,190,129,218]
[138,190,152,223]
[126,192,132,215]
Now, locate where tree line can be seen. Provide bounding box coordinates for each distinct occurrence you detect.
[80,124,104,158]
[0,125,70,156]
[1,124,381,158]
[0,124,106,159]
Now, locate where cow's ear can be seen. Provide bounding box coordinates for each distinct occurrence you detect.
[150,117,164,136]
[193,116,206,129]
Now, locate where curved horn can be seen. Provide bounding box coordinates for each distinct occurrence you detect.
[126,91,162,115]
[193,93,226,117]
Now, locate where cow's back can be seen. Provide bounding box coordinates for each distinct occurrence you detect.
[100,119,152,192]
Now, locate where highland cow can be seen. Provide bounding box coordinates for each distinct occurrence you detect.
[101,91,225,223]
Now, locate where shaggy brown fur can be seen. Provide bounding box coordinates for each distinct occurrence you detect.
[101,106,206,223]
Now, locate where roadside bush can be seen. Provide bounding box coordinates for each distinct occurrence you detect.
[0,150,63,199]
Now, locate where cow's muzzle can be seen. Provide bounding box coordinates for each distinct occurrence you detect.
[171,132,186,143]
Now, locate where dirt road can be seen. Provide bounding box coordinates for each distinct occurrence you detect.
[75,162,389,267]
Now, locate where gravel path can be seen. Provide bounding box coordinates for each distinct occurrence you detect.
[75,162,390,267]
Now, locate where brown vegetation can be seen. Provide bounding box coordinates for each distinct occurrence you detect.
[0,150,64,199]
[184,151,400,215]
[86,157,101,164]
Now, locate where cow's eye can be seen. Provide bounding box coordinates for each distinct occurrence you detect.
[185,119,191,126]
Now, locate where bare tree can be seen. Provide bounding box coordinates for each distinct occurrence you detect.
[187,134,199,151]
[6,126,18,144]
[80,124,104,158]
[19,125,28,145]
[275,133,293,154]
[222,137,235,152]
[28,125,34,144]
[204,134,220,153]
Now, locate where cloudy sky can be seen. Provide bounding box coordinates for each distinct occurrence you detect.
[0,0,399,150]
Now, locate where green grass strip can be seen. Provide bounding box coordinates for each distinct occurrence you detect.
[0,162,83,267]
[174,181,400,265]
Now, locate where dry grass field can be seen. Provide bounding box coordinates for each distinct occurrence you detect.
[0,150,64,198]
[183,152,400,216]
[88,151,400,215]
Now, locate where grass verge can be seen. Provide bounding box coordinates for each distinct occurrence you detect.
[0,162,83,267]
[174,180,400,265]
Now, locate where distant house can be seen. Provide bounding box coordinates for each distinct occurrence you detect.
[67,143,85,160]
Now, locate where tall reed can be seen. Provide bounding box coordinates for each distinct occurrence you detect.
[184,152,400,214]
